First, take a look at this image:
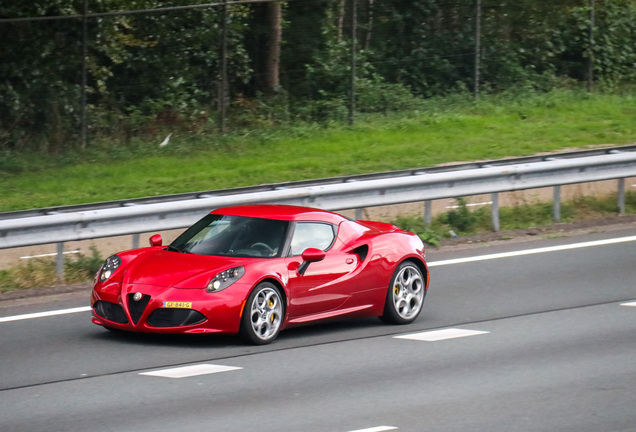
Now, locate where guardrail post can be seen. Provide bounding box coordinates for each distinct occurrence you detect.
[618,178,625,214]
[553,185,561,222]
[355,208,363,220]
[56,242,65,281]
[424,200,432,225]
[132,233,140,249]
[491,193,500,231]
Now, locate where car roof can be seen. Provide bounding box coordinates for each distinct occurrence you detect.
[211,205,349,224]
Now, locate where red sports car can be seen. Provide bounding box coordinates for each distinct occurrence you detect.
[91,205,430,344]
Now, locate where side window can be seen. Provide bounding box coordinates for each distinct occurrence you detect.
[289,222,335,256]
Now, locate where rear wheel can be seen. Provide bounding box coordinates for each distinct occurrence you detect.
[381,261,426,324]
[240,282,284,344]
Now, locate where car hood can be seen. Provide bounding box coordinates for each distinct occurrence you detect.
[122,249,245,289]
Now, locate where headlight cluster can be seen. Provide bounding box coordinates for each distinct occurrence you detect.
[206,266,245,293]
[99,255,122,282]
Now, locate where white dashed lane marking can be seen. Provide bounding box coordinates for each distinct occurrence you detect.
[347,427,398,432]
[139,364,243,379]
[394,328,490,342]
[620,301,636,307]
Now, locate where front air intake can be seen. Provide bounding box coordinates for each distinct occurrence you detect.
[147,308,206,327]
[94,301,128,324]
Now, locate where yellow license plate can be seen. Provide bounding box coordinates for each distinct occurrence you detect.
[163,301,192,309]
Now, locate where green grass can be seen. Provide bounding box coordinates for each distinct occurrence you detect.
[1,89,636,212]
[0,247,103,293]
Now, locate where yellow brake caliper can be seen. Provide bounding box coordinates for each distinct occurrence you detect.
[269,299,275,322]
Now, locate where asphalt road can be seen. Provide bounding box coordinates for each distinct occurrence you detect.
[1,228,635,432]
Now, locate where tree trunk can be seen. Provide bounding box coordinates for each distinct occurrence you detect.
[265,1,282,93]
[364,0,373,50]
[337,0,345,42]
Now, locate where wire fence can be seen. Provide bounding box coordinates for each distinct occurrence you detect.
[0,1,606,150]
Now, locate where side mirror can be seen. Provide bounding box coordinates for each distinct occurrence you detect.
[298,248,325,275]
[149,234,163,247]
[301,248,326,263]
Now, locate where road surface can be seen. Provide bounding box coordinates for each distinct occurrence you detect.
[1,228,635,432]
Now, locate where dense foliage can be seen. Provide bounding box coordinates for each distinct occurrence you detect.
[1,0,635,152]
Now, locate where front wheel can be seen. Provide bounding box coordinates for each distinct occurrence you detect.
[239,282,284,345]
[381,261,426,324]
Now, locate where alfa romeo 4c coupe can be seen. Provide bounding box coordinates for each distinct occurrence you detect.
[91,204,430,344]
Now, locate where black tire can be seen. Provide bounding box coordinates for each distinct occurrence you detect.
[381,261,426,324]
[103,326,125,335]
[239,282,284,345]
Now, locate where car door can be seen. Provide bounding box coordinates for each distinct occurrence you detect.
[285,221,358,318]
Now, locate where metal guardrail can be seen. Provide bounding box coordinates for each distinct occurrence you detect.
[2,149,636,252]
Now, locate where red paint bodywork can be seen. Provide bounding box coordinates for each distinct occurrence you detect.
[91,205,429,335]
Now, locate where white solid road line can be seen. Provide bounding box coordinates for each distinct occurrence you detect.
[2,234,636,324]
[0,306,91,323]
[20,250,81,260]
[427,235,636,267]
[446,201,492,209]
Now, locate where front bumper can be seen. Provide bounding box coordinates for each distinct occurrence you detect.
[91,282,247,334]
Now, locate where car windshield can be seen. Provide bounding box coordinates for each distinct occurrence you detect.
[169,214,289,258]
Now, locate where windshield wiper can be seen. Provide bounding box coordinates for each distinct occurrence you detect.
[167,245,191,254]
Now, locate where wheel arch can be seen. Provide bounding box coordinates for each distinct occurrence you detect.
[402,257,430,290]
[380,256,429,311]
[243,277,288,317]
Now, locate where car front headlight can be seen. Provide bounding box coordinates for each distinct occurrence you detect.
[206,266,245,293]
[99,255,122,282]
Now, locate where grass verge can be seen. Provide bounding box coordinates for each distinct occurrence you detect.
[1,89,635,211]
[392,191,636,247]
[0,247,103,294]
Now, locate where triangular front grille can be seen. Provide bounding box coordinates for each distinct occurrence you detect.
[127,293,150,325]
